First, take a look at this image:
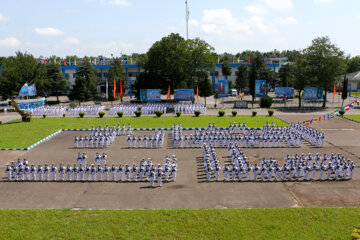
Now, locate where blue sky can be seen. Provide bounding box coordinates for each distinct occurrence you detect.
[0,0,359,57]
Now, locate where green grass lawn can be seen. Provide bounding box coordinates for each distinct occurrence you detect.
[344,115,360,122]
[0,208,358,240]
[0,116,287,148]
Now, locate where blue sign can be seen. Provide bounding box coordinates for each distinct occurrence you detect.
[275,87,294,98]
[255,80,266,98]
[140,89,161,102]
[18,83,29,97]
[303,87,323,100]
[174,89,194,101]
[217,80,229,98]
[28,84,37,96]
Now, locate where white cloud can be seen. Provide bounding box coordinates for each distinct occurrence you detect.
[265,0,293,10]
[245,4,268,15]
[0,13,10,22]
[357,15,360,20]
[188,19,199,27]
[314,0,335,5]
[108,0,131,6]
[34,27,65,36]
[0,37,21,47]
[277,17,297,24]
[62,37,80,44]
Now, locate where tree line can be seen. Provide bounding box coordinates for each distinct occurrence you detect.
[0,34,358,107]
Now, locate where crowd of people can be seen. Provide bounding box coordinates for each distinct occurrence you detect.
[171,122,324,149]
[68,106,105,116]
[109,104,139,115]
[201,143,355,182]
[4,154,178,187]
[126,130,165,148]
[141,103,168,114]
[30,106,67,116]
[174,103,206,114]
[74,125,117,148]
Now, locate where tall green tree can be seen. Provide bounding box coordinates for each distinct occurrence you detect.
[235,64,249,92]
[290,53,308,108]
[304,36,346,107]
[221,61,232,81]
[0,51,47,99]
[46,63,69,101]
[278,64,292,87]
[197,72,213,106]
[249,53,265,104]
[345,55,360,73]
[69,63,99,103]
[259,67,276,89]
[107,57,127,101]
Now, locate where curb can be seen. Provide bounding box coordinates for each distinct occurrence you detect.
[340,115,360,124]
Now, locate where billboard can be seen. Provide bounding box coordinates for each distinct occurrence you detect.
[217,80,229,98]
[275,87,294,98]
[140,89,161,102]
[255,80,266,98]
[174,89,194,101]
[303,87,323,100]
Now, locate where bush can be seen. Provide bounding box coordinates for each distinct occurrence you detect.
[135,110,142,117]
[117,111,123,118]
[79,112,85,118]
[155,110,163,117]
[252,111,257,117]
[63,113,66,118]
[218,110,225,117]
[176,111,181,117]
[260,95,273,108]
[98,112,105,118]
[232,110,237,117]
[43,114,47,119]
[268,110,274,116]
[194,110,201,117]
[0,121,2,125]
[339,110,345,116]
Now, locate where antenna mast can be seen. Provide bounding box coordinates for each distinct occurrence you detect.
[185,0,189,40]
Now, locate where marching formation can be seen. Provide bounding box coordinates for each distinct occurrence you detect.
[68,106,105,116]
[4,154,178,187]
[74,125,118,148]
[174,103,206,114]
[141,103,168,114]
[30,106,67,116]
[201,143,355,182]
[109,104,139,115]
[126,130,165,148]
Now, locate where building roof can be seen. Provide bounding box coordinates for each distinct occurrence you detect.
[339,71,360,82]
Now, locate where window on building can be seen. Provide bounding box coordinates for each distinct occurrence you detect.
[65,73,69,80]
[128,72,138,78]
[73,73,76,78]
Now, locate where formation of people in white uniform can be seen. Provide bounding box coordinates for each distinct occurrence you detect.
[141,103,168,114]
[68,106,105,116]
[201,143,355,182]
[30,106,67,116]
[4,154,178,188]
[109,104,139,115]
[74,125,117,148]
[126,130,165,148]
[174,103,206,114]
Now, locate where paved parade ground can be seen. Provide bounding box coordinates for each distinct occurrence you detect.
[0,115,359,209]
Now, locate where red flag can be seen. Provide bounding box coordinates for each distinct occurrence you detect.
[333,82,336,96]
[338,83,341,95]
[166,86,171,100]
[113,79,116,99]
[43,58,46,64]
[63,59,66,66]
[196,85,199,100]
[119,80,123,98]
[248,57,251,64]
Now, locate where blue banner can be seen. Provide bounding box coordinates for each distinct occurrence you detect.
[18,83,29,97]
[174,89,194,101]
[140,89,161,102]
[275,87,294,98]
[217,80,229,98]
[28,84,37,96]
[303,87,323,100]
[255,80,266,98]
